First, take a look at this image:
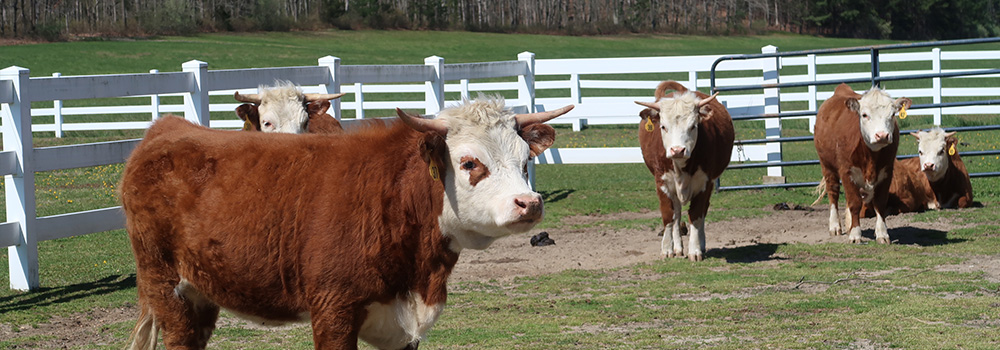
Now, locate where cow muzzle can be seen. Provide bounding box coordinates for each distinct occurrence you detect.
[668,146,687,159]
[872,131,890,145]
[922,162,937,172]
[511,193,544,226]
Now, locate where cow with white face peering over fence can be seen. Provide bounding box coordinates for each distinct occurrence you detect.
[233,81,346,133]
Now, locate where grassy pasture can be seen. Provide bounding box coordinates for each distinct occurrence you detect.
[1,31,999,349]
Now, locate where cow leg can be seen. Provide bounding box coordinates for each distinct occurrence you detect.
[666,196,685,258]
[823,171,843,236]
[842,182,864,244]
[873,181,893,244]
[310,305,362,350]
[655,183,676,257]
[686,186,712,262]
[136,274,220,350]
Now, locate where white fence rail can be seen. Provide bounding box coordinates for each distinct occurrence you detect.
[3,45,999,290]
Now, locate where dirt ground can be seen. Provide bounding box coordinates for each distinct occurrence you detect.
[3,205,996,349]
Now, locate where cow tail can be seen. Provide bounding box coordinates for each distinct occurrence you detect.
[810,177,827,206]
[125,303,158,350]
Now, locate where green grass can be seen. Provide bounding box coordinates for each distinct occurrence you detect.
[1,31,999,349]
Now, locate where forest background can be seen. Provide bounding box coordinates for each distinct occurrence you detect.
[2,0,999,42]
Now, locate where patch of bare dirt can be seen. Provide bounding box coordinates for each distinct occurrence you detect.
[1,206,991,349]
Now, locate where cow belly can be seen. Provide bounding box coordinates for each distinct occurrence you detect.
[175,278,309,326]
[359,293,443,349]
[660,168,709,203]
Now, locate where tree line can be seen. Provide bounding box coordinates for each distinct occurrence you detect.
[2,0,997,41]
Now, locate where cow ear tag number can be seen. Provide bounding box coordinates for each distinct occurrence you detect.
[949,143,957,156]
[899,105,908,119]
[242,120,253,131]
[644,118,655,132]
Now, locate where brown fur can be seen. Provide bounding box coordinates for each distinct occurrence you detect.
[638,80,735,240]
[120,116,456,349]
[861,158,934,217]
[814,83,903,238]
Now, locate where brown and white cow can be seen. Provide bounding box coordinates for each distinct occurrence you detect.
[814,83,911,244]
[233,81,346,133]
[236,98,345,134]
[858,157,934,217]
[635,81,734,261]
[120,97,573,350]
[911,128,974,208]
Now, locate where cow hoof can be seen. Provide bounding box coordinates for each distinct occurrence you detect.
[876,237,891,244]
[829,229,842,236]
[688,253,703,262]
[849,237,862,244]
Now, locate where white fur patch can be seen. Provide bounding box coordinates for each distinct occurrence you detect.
[848,166,888,204]
[359,293,443,350]
[857,87,898,150]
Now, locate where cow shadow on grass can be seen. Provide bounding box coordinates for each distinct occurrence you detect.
[0,274,136,314]
[706,243,786,263]
[862,226,964,246]
[540,189,575,204]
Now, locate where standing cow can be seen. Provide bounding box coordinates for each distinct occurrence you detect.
[635,81,734,261]
[814,83,911,244]
[120,97,573,350]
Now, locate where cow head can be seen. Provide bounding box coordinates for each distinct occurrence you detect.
[846,86,911,151]
[234,81,345,133]
[911,128,957,182]
[395,97,573,251]
[634,91,718,161]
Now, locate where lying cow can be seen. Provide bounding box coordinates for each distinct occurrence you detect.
[814,83,911,244]
[120,97,573,350]
[910,128,974,208]
[234,81,346,133]
[635,81,734,261]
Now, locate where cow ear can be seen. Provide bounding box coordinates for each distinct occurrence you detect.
[236,104,261,131]
[639,108,659,122]
[421,132,448,177]
[845,98,860,113]
[519,124,556,157]
[894,97,913,111]
[698,105,715,122]
[306,100,331,116]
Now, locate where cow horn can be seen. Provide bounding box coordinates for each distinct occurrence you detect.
[635,101,660,110]
[396,108,448,136]
[697,92,719,107]
[515,105,575,127]
[303,93,347,102]
[234,92,261,104]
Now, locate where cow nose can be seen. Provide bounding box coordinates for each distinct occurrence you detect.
[513,194,543,222]
[922,163,935,171]
[669,146,686,158]
[873,132,889,143]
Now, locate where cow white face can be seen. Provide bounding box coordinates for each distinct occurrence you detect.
[397,98,571,251]
[848,87,911,151]
[912,129,955,182]
[257,85,309,134]
[645,92,716,161]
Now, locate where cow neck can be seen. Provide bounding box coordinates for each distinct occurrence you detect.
[392,124,459,305]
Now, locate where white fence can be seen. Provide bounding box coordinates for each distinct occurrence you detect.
[4,45,999,290]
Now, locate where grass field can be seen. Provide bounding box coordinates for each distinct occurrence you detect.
[1,30,999,349]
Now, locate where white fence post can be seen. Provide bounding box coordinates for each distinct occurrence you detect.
[932,48,942,126]
[2,66,39,291]
[425,56,444,115]
[460,79,471,100]
[182,60,210,126]
[807,54,818,134]
[762,45,784,184]
[318,56,342,120]
[688,71,698,90]
[570,73,582,104]
[149,69,161,120]
[354,83,365,119]
[518,51,540,190]
[52,73,63,138]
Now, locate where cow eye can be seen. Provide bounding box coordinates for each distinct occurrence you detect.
[263,121,273,127]
[660,125,666,131]
[462,161,476,170]
[862,113,869,119]
[918,151,923,155]
[689,124,696,131]
[938,150,944,155]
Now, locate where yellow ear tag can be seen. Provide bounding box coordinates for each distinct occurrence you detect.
[644,118,655,132]
[242,120,252,131]
[898,105,907,119]
[429,161,440,180]
[949,143,956,156]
